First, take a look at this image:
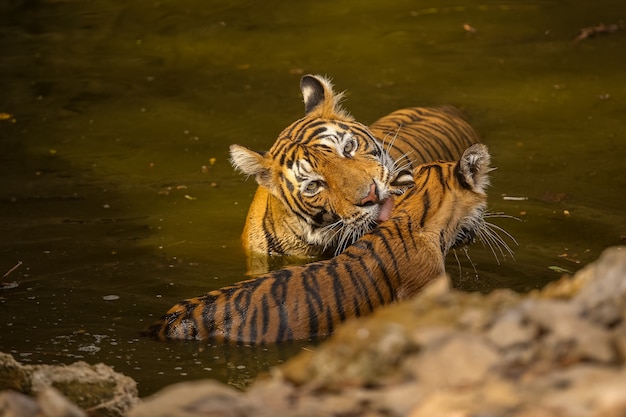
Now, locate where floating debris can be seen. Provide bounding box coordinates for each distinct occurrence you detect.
[0,112,16,122]
[548,265,572,274]
[3,261,23,279]
[463,23,477,34]
[574,21,625,43]
[502,195,528,201]
[1,281,19,290]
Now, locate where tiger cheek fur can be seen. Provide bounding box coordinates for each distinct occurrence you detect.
[145,144,491,344]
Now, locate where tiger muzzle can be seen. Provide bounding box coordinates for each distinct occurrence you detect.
[359,183,380,206]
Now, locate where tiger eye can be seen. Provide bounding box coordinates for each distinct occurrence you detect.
[305,181,320,193]
[343,140,357,155]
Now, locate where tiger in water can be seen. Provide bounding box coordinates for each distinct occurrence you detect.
[229,75,480,274]
[145,143,491,344]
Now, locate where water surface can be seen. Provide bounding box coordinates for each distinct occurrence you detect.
[1,0,625,395]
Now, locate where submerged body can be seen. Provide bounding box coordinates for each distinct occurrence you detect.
[230,75,480,273]
[145,144,491,344]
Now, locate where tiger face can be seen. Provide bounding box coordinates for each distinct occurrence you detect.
[230,75,413,257]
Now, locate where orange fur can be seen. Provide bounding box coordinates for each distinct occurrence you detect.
[230,75,481,274]
[145,144,491,344]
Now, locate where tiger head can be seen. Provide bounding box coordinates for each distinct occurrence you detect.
[230,75,414,255]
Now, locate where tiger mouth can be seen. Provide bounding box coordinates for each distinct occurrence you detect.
[451,226,478,249]
[375,197,394,223]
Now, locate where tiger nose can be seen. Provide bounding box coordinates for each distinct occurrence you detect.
[359,183,380,206]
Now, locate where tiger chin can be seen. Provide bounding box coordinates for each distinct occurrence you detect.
[144,143,491,344]
[229,74,480,274]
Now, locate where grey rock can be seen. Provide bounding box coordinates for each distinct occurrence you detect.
[409,332,501,388]
[0,353,138,417]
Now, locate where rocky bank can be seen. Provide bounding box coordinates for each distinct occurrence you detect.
[2,246,626,417]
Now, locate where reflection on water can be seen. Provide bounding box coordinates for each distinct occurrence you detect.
[1,0,625,396]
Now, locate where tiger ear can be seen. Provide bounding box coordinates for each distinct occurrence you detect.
[301,75,328,115]
[229,144,273,189]
[300,74,350,119]
[456,143,492,193]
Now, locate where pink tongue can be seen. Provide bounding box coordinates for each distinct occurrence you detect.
[376,198,395,222]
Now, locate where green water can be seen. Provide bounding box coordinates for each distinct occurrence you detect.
[1,0,624,395]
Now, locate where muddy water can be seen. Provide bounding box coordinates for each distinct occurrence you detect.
[1,0,625,395]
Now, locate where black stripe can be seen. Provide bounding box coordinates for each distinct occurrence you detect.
[270,271,293,342]
[420,190,431,228]
[391,217,411,259]
[296,123,328,143]
[371,225,402,283]
[249,307,258,343]
[388,138,428,162]
[302,264,324,337]
[432,164,448,190]
[353,239,396,301]
[200,296,218,339]
[324,304,334,335]
[260,294,270,336]
[336,121,350,130]
[283,116,310,139]
[343,251,386,306]
[233,289,250,341]
[262,199,281,253]
[343,260,373,314]
[454,160,472,190]
[222,301,232,340]
[329,263,347,321]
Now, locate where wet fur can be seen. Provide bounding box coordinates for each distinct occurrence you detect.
[145,144,491,344]
[230,75,481,274]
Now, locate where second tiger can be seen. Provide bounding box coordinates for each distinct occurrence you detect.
[145,144,492,344]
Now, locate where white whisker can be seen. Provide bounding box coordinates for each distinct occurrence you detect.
[381,125,403,154]
[318,219,344,251]
[484,221,519,247]
[462,246,479,278]
[473,213,519,265]
[391,152,414,175]
[484,211,523,222]
[452,249,462,279]
[485,225,516,259]
[477,226,505,265]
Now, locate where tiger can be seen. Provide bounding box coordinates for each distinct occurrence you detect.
[230,74,480,273]
[145,143,491,344]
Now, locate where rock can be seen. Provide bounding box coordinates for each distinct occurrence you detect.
[38,388,87,417]
[486,309,537,349]
[7,246,626,417]
[0,390,41,417]
[0,353,29,392]
[0,388,87,417]
[573,246,626,326]
[532,366,626,417]
[128,380,250,417]
[406,377,522,417]
[408,332,501,388]
[0,353,139,417]
[521,299,615,364]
